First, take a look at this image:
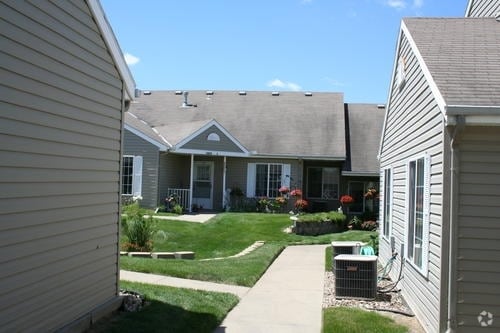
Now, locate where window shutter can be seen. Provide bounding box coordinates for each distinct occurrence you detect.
[422,154,431,274]
[132,155,143,197]
[282,164,291,188]
[380,169,385,236]
[246,163,256,197]
[404,161,410,260]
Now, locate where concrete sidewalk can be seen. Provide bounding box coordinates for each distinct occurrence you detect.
[120,270,250,298]
[214,244,327,333]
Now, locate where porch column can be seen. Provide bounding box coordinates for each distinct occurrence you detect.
[223,156,227,210]
[189,154,194,213]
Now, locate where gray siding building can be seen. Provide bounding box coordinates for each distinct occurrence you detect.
[124,91,385,215]
[379,7,500,333]
[0,0,134,331]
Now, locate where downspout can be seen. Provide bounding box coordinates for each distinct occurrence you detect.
[446,115,465,333]
[189,154,194,213]
[222,156,227,210]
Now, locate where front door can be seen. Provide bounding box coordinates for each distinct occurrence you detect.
[193,161,213,210]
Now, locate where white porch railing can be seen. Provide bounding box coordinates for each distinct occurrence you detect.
[167,188,190,211]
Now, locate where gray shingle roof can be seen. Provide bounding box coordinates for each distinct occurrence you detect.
[404,17,500,107]
[345,104,385,174]
[127,91,347,158]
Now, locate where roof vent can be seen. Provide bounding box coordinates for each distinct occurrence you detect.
[143,91,151,95]
[377,104,386,109]
[271,91,280,96]
[134,89,141,98]
[304,92,313,97]
[238,91,247,96]
[175,91,183,95]
[206,90,214,95]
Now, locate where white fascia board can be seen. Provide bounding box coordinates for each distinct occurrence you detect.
[446,105,500,116]
[378,25,404,159]
[447,115,500,126]
[125,125,169,151]
[171,148,250,157]
[465,0,474,17]
[87,0,136,100]
[401,20,448,117]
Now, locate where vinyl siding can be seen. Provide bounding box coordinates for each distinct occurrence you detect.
[0,0,123,331]
[180,125,245,153]
[124,129,160,208]
[379,31,445,333]
[456,127,500,332]
[466,0,500,17]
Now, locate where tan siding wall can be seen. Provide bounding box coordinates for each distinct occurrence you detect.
[466,0,500,17]
[1,1,122,331]
[379,31,445,333]
[456,127,500,332]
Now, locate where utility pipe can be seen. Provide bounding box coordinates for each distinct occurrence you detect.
[446,115,465,333]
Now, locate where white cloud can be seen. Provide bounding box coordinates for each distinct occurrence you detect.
[413,0,423,8]
[267,79,302,91]
[124,52,140,66]
[386,0,406,9]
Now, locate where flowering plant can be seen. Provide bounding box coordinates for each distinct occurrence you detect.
[290,189,303,197]
[275,196,287,206]
[278,186,290,194]
[364,188,378,199]
[294,199,309,211]
[340,195,354,205]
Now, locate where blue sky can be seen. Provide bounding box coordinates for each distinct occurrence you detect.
[101,0,468,103]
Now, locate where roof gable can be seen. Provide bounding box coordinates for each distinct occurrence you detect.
[174,120,250,156]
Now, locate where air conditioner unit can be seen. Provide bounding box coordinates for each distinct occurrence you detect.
[331,241,365,271]
[335,254,378,300]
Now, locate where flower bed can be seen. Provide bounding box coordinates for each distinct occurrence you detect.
[293,211,347,236]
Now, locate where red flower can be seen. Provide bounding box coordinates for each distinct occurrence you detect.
[294,199,308,209]
[278,186,290,194]
[340,195,354,205]
[290,189,303,197]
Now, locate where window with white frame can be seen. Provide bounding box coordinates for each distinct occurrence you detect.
[246,163,290,198]
[307,167,339,199]
[382,168,392,239]
[122,155,142,197]
[406,155,430,273]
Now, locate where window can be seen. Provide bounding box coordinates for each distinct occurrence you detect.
[246,163,290,198]
[307,167,339,199]
[406,155,430,273]
[348,181,379,214]
[382,168,392,239]
[122,155,142,197]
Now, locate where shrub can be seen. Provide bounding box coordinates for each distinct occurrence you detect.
[297,211,346,225]
[172,204,184,215]
[121,202,156,252]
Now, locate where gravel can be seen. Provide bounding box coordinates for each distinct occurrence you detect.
[323,271,427,332]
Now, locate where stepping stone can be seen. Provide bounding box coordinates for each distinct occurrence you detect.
[175,251,195,259]
[128,252,152,258]
[152,252,176,259]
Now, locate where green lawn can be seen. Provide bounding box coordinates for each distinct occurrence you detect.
[323,307,408,333]
[121,212,375,286]
[89,281,238,333]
